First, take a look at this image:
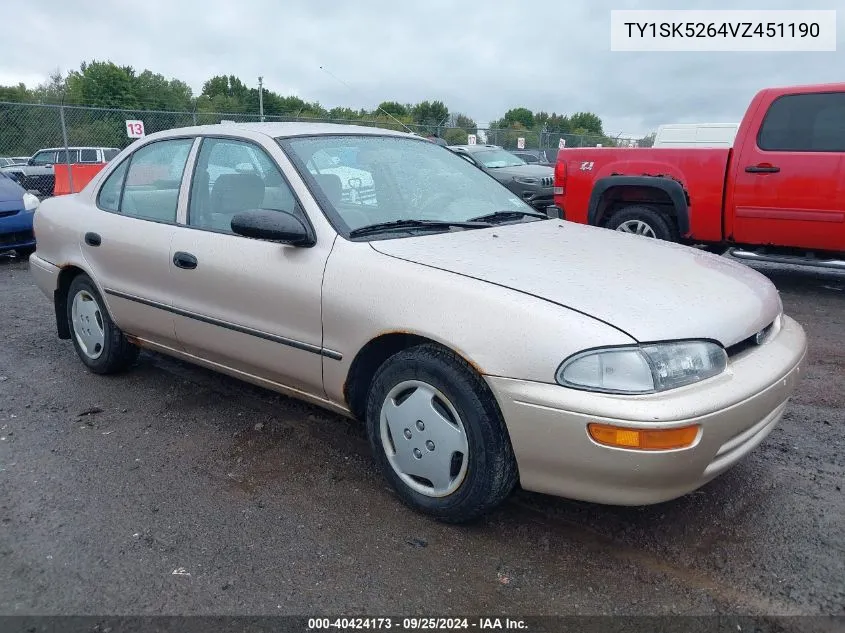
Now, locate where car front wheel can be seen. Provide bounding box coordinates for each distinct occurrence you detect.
[66,274,139,374]
[366,344,518,523]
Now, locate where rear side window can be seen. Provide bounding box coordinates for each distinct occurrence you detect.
[31,151,56,165]
[98,139,193,222]
[120,139,194,222]
[97,160,129,212]
[56,150,79,163]
[103,149,120,161]
[79,149,99,163]
[758,92,845,152]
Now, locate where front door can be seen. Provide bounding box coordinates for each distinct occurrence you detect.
[169,136,330,397]
[730,90,845,251]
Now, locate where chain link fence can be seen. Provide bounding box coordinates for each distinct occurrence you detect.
[0,101,644,196]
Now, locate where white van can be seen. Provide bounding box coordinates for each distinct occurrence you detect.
[653,123,739,148]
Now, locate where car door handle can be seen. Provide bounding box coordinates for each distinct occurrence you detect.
[84,232,101,247]
[173,251,198,270]
[745,164,780,173]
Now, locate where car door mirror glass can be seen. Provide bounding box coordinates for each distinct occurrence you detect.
[230,209,315,247]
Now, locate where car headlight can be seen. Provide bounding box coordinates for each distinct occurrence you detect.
[513,176,538,185]
[556,341,727,394]
[23,192,40,212]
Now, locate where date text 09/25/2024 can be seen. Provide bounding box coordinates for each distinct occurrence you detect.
[307,618,528,630]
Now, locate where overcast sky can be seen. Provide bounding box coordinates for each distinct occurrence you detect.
[4,0,843,136]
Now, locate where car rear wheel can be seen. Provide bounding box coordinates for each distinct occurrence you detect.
[607,205,678,241]
[365,344,518,523]
[66,274,139,374]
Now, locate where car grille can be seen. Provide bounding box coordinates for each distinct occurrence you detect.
[541,176,553,187]
[0,209,21,219]
[725,320,776,358]
[0,230,34,246]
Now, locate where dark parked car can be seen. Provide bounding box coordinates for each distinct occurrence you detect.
[448,144,558,214]
[0,172,39,255]
[0,157,30,168]
[512,149,558,165]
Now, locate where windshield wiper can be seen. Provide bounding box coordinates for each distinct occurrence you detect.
[467,210,548,224]
[348,219,490,238]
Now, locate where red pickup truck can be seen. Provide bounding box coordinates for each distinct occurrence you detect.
[553,82,845,270]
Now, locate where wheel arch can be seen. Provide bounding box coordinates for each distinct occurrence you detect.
[588,176,690,236]
[343,331,486,422]
[54,264,106,339]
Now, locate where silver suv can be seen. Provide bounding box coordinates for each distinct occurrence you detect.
[0,147,120,196]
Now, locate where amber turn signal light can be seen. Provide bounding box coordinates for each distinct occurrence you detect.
[587,423,699,451]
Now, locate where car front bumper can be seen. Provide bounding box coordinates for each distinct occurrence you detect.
[0,208,35,253]
[487,314,807,505]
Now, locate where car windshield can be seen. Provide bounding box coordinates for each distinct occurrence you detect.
[280,135,539,238]
[471,149,527,168]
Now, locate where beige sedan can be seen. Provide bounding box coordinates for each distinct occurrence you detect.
[29,124,807,522]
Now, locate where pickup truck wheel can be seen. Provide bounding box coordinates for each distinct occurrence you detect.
[607,206,678,242]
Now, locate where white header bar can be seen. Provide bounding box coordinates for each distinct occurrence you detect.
[610,10,837,52]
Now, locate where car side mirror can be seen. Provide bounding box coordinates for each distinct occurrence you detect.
[230,208,315,247]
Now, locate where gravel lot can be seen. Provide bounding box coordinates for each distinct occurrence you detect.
[0,253,843,619]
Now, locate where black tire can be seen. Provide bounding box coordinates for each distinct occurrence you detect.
[365,344,518,523]
[606,205,678,241]
[66,274,139,374]
[14,246,35,258]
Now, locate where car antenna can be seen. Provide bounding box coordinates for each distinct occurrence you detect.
[319,65,418,135]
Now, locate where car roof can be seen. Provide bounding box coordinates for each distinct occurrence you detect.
[143,122,418,141]
[37,146,119,151]
[448,144,501,152]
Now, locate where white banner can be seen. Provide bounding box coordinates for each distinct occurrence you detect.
[610,10,836,52]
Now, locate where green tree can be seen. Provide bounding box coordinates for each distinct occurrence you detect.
[0,83,31,103]
[411,100,449,128]
[134,70,192,110]
[503,107,534,128]
[569,111,603,135]
[376,101,408,117]
[66,61,138,108]
[453,113,477,134]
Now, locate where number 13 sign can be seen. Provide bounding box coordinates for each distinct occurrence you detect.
[125,120,146,138]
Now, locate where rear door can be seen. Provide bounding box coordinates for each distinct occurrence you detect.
[81,137,197,346]
[729,90,845,251]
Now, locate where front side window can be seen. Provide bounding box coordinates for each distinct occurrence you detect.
[31,151,56,166]
[470,149,527,168]
[281,135,538,236]
[188,137,298,234]
[120,138,194,222]
[758,92,845,152]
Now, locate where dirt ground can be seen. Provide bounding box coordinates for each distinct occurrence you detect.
[1,254,843,619]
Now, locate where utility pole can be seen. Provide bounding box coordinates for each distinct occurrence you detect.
[258,76,265,122]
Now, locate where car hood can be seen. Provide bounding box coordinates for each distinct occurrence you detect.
[487,164,554,179]
[0,173,24,204]
[370,220,781,347]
